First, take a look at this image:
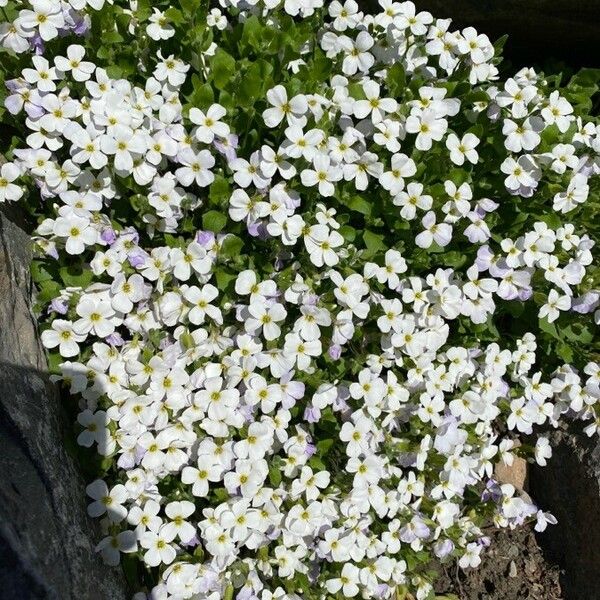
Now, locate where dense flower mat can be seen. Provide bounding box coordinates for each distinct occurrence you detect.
[0,1,599,599]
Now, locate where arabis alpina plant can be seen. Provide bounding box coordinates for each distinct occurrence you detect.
[1,1,600,599]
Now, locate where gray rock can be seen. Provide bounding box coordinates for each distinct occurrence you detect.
[529,423,600,600]
[0,206,127,600]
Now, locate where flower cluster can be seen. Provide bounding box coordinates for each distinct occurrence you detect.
[1,1,599,599]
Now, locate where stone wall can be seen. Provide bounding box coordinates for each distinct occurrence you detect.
[0,206,127,600]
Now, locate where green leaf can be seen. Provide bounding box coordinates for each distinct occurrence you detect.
[212,487,229,502]
[339,225,356,242]
[386,62,406,97]
[181,0,201,13]
[562,323,593,344]
[215,268,237,291]
[31,260,54,282]
[240,15,263,51]
[439,251,467,269]
[268,464,282,486]
[135,0,151,19]
[220,234,244,258]
[362,230,385,259]
[37,280,62,304]
[59,264,94,288]
[538,317,561,340]
[493,34,509,55]
[316,438,334,456]
[202,210,227,233]
[163,234,185,249]
[211,49,236,90]
[557,343,574,363]
[164,6,184,24]
[103,29,123,44]
[237,60,274,107]
[346,195,372,216]
[189,81,214,107]
[308,456,326,470]
[569,68,600,89]
[105,65,123,79]
[209,175,231,207]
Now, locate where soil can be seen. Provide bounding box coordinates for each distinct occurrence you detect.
[434,526,563,600]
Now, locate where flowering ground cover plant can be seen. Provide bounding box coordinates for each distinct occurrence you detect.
[1,0,600,598]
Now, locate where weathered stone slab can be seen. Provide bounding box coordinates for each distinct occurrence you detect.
[0,207,127,600]
[529,423,600,600]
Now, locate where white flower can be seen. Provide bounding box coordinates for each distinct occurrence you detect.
[534,436,552,466]
[406,109,448,151]
[501,155,538,191]
[365,249,407,288]
[541,91,574,132]
[183,284,222,325]
[300,154,342,197]
[162,501,196,543]
[53,215,97,254]
[140,527,177,567]
[18,0,65,41]
[353,80,398,123]
[170,242,211,281]
[74,297,116,338]
[326,563,360,597]
[446,133,480,165]
[496,78,537,118]
[189,104,230,143]
[539,289,571,323]
[235,269,277,300]
[147,9,176,41]
[263,85,308,128]
[111,274,146,313]
[284,332,322,371]
[459,542,482,569]
[553,173,589,213]
[329,0,361,31]
[304,224,344,267]
[0,20,29,53]
[415,211,452,248]
[229,189,270,223]
[207,8,228,30]
[340,30,374,75]
[95,531,137,566]
[85,480,128,522]
[380,153,416,195]
[245,301,287,341]
[154,54,189,87]
[101,125,147,172]
[22,55,58,92]
[234,421,274,460]
[502,117,542,152]
[54,45,95,82]
[0,163,23,202]
[291,466,330,501]
[175,148,215,187]
[77,409,109,448]
[230,153,270,188]
[181,462,222,497]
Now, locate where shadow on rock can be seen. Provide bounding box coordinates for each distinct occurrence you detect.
[0,362,127,600]
[529,423,600,600]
